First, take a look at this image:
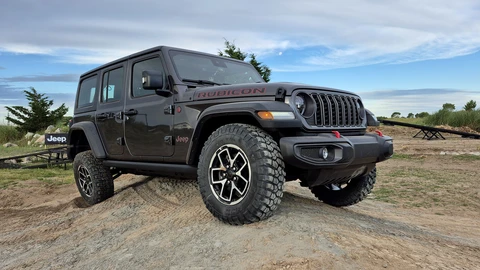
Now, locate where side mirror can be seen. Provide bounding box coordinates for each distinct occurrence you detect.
[142,70,172,97]
[142,70,164,90]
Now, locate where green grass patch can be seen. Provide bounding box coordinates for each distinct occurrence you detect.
[0,146,43,158]
[0,165,74,189]
[373,166,479,210]
[452,155,480,161]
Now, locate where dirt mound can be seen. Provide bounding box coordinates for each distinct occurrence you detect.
[1,174,479,269]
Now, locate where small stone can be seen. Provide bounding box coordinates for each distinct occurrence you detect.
[243,249,248,253]
[25,132,34,139]
[34,135,45,145]
[3,142,18,148]
[45,125,55,133]
[383,263,388,268]
[54,128,62,133]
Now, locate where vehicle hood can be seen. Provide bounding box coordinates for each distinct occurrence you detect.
[193,82,357,101]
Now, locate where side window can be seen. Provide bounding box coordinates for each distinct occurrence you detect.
[102,67,124,103]
[77,75,97,108]
[132,57,164,97]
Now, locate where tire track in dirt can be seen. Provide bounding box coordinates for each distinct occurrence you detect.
[1,175,479,269]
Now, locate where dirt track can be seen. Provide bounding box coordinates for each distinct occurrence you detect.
[1,127,480,269]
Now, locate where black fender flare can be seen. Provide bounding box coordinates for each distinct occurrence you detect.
[186,101,301,164]
[67,122,106,159]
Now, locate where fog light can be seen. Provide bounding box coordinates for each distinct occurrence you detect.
[320,147,329,160]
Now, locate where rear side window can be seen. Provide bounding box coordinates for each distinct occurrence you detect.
[102,67,124,103]
[77,75,97,108]
[132,57,164,97]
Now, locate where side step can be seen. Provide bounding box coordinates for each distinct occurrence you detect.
[103,160,197,179]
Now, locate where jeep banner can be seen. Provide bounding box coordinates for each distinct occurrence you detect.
[44,133,68,145]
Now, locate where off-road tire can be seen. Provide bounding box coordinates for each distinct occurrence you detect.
[310,167,376,207]
[73,150,114,205]
[197,124,285,225]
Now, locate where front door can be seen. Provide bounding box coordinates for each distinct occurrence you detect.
[124,54,174,158]
[96,65,125,156]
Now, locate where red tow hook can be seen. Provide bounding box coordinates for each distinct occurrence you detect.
[375,130,384,137]
[332,131,341,138]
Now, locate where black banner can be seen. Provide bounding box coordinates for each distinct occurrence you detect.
[44,133,68,145]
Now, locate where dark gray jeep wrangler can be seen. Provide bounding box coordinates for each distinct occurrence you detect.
[68,46,393,225]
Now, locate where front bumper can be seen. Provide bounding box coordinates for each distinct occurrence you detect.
[280,133,393,170]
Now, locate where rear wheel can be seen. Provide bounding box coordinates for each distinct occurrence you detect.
[197,124,285,225]
[310,167,376,207]
[73,150,114,205]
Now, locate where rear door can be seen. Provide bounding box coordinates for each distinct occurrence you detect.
[95,64,125,156]
[124,53,174,158]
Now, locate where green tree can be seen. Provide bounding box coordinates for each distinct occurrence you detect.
[463,100,477,111]
[407,113,414,118]
[391,112,401,118]
[5,87,68,132]
[218,40,272,82]
[415,112,430,118]
[442,103,455,111]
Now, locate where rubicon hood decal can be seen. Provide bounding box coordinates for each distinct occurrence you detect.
[192,82,356,101]
[196,87,267,99]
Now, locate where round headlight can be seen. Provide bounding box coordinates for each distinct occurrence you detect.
[294,95,306,114]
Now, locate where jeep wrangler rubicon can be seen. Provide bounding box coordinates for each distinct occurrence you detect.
[68,46,393,225]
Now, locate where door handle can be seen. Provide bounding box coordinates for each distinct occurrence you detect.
[124,109,138,116]
[96,113,108,120]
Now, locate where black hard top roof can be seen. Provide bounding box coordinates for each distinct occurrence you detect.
[79,46,247,78]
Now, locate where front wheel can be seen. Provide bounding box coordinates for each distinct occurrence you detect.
[73,150,114,205]
[310,167,376,207]
[197,124,285,225]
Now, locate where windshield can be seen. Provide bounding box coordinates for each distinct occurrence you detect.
[169,50,264,85]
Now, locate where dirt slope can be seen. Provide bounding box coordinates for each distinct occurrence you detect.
[1,130,479,269]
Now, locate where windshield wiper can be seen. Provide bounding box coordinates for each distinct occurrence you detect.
[182,79,229,86]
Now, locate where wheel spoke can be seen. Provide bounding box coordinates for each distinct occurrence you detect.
[216,151,226,169]
[237,160,247,174]
[225,148,233,166]
[231,152,242,166]
[232,181,246,195]
[227,182,234,201]
[237,174,249,186]
[219,180,228,201]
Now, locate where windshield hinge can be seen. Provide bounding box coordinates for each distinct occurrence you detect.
[275,87,286,101]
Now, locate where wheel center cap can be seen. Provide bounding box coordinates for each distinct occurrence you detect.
[226,169,235,179]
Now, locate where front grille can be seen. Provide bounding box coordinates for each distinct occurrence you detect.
[311,93,363,127]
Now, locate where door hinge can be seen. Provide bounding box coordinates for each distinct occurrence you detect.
[164,136,173,145]
[164,105,175,115]
[116,137,125,146]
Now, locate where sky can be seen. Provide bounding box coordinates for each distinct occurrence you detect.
[1,0,479,123]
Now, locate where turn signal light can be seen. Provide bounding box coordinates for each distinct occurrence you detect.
[257,111,274,120]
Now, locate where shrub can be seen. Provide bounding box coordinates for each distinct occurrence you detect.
[426,109,480,131]
[0,125,23,144]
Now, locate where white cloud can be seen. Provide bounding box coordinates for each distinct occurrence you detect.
[361,89,480,116]
[0,0,479,70]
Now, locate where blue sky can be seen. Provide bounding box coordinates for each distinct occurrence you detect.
[1,0,479,123]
